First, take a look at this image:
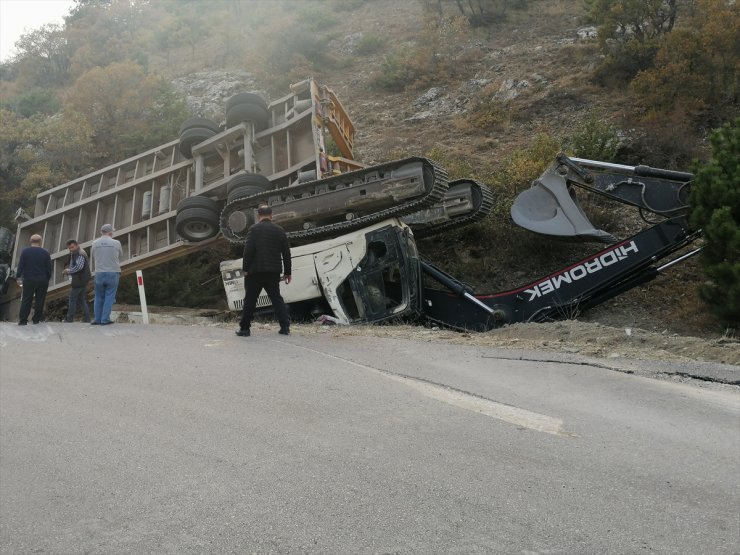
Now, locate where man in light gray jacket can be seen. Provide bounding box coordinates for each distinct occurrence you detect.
[91,224,122,325]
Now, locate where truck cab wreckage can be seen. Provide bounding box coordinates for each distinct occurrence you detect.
[0,79,701,330]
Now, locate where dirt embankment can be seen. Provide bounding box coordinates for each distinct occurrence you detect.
[299,320,740,368]
[112,304,739,368]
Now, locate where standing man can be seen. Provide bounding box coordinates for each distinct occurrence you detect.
[63,239,91,323]
[16,234,52,326]
[237,205,291,337]
[90,224,122,326]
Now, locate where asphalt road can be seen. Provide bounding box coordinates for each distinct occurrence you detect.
[1,322,738,554]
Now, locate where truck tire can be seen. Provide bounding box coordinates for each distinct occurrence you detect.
[176,196,220,214]
[179,117,220,135]
[226,172,272,194]
[226,92,268,111]
[175,207,220,242]
[225,103,269,131]
[179,127,217,159]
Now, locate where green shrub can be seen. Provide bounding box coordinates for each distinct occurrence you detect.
[592,38,660,88]
[564,112,622,161]
[355,34,385,56]
[689,118,740,327]
[370,54,418,92]
[466,100,516,131]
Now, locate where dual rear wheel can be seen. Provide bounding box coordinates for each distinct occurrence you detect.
[176,92,272,241]
[175,173,273,242]
[175,197,220,242]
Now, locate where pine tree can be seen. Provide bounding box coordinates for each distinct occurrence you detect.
[689,119,740,327]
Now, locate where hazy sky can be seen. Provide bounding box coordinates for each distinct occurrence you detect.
[0,0,75,62]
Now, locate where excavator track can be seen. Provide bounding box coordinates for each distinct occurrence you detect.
[220,157,449,243]
[405,180,496,239]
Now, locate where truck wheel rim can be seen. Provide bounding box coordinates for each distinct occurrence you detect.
[183,221,216,239]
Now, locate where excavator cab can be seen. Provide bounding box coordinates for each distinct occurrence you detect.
[218,220,421,325]
[334,225,421,324]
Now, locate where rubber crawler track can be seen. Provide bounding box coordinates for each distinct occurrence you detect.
[220,157,449,243]
[411,180,496,239]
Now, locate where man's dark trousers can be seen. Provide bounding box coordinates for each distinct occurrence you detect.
[65,286,90,322]
[240,272,289,331]
[18,278,49,324]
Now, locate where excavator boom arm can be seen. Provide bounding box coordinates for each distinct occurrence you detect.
[421,217,700,331]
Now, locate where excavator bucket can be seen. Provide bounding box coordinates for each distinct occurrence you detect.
[511,172,616,243]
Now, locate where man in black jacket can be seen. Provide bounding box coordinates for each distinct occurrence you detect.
[237,206,292,337]
[16,234,52,325]
[63,239,91,322]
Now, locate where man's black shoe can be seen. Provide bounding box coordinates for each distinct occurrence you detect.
[91,321,100,325]
[278,328,290,335]
[236,329,250,337]
[18,321,27,326]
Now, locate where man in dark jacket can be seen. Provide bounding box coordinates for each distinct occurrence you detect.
[63,239,91,322]
[16,234,52,325]
[237,206,292,337]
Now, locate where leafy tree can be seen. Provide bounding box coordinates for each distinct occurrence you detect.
[0,109,93,228]
[175,15,206,61]
[153,25,178,67]
[65,0,143,75]
[12,24,72,87]
[6,89,61,118]
[585,0,679,43]
[630,0,739,123]
[586,0,684,86]
[65,61,188,162]
[66,0,114,22]
[689,119,740,326]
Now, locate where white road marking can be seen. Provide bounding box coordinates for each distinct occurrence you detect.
[278,340,570,437]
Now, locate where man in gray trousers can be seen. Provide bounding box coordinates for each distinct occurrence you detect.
[90,224,122,325]
[63,239,91,322]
